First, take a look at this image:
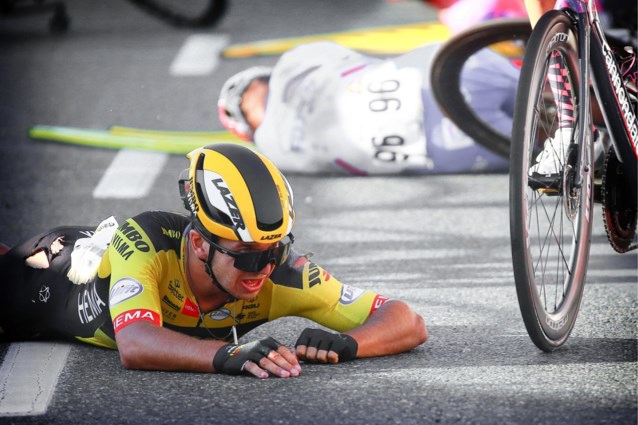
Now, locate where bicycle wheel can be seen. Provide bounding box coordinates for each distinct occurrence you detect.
[431,19,532,158]
[128,0,227,28]
[509,10,594,352]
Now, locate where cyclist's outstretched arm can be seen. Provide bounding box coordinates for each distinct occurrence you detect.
[295,300,427,364]
[282,258,428,364]
[116,321,301,378]
[345,300,427,358]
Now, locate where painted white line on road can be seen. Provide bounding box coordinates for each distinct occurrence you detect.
[0,342,71,416]
[169,34,228,76]
[587,269,638,278]
[93,149,168,199]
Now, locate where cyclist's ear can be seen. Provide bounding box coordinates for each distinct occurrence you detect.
[188,230,209,260]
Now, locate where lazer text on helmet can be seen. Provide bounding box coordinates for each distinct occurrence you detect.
[212,178,246,230]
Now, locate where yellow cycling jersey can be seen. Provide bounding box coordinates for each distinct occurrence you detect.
[86,211,388,349]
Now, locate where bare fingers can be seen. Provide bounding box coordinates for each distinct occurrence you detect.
[296,345,339,364]
[245,346,302,379]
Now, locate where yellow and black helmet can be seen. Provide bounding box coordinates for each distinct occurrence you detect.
[179,144,295,243]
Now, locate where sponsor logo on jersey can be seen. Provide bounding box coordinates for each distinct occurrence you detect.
[119,222,151,251]
[243,301,260,310]
[109,278,144,307]
[339,284,365,305]
[307,263,326,288]
[112,222,151,260]
[161,227,181,239]
[168,279,184,302]
[38,285,50,303]
[369,294,389,315]
[111,234,134,260]
[161,306,177,321]
[209,308,231,321]
[78,284,107,324]
[162,295,180,311]
[113,309,160,333]
[182,298,200,318]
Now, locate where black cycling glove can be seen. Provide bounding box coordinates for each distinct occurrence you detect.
[295,328,358,362]
[213,337,282,375]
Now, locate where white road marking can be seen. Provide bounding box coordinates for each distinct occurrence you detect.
[0,342,71,416]
[93,149,168,199]
[169,34,228,76]
[91,35,228,198]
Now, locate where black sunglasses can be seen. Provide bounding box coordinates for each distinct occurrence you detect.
[207,234,294,273]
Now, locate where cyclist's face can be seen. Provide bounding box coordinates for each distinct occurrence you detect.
[240,79,268,132]
[210,237,276,299]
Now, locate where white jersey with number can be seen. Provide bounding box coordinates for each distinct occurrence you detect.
[254,41,517,175]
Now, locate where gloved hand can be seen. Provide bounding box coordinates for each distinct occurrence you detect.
[213,337,281,375]
[295,328,358,363]
[213,337,300,378]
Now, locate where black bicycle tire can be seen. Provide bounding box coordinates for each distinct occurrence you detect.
[509,10,593,352]
[431,18,532,158]
[128,0,227,28]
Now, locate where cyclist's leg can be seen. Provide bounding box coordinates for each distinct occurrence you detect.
[528,49,579,176]
[462,48,520,137]
[425,101,509,173]
[0,227,88,340]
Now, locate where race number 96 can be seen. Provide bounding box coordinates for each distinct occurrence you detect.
[368,79,401,112]
[343,63,429,167]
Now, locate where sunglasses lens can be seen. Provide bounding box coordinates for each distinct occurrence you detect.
[232,235,293,272]
[233,251,271,272]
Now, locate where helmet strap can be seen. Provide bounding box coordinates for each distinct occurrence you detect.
[187,220,236,301]
[202,240,236,302]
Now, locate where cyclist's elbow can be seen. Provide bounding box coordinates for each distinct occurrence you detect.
[415,314,428,345]
[114,324,150,370]
[393,300,428,347]
[117,342,144,370]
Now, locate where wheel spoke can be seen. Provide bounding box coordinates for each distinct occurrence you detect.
[529,190,571,312]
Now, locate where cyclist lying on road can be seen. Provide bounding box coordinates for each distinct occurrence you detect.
[0,144,427,378]
[217,0,635,176]
[217,40,518,175]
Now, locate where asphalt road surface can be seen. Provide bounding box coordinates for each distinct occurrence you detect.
[0,1,636,424]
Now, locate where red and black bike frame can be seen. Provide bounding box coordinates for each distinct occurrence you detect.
[566,0,638,205]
